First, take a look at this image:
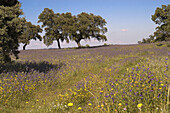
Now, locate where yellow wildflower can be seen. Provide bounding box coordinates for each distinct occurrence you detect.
[100,91,103,93]
[78,107,82,110]
[0,87,3,91]
[118,103,122,106]
[101,104,104,107]
[88,103,92,106]
[68,103,73,107]
[161,84,164,86]
[137,103,142,108]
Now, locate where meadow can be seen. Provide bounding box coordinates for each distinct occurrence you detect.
[0,43,169,113]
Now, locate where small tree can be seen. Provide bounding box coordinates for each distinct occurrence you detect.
[138,4,169,43]
[19,22,42,50]
[152,4,170,41]
[38,8,70,49]
[69,12,107,47]
[0,0,25,63]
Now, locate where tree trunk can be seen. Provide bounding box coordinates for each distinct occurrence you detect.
[76,41,81,48]
[57,39,61,49]
[23,44,27,50]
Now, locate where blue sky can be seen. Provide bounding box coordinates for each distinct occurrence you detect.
[18,0,170,49]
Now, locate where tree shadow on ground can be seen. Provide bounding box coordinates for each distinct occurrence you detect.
[0,61,65,74]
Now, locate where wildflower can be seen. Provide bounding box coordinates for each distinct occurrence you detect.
[123,108,127,110]
[137,103,142,108]
[161,84,164,86]
[88,103,92,106]
[0,87,3,91]
[105,95,109,98]
[100,90,103,93]
[118,103,122,106]
[36,99,39,102]
[127,68,129,71]
[101,104,104,107]
[26,102,28,104]
[64,105,67,108]
[159,87,162,90]
[78,107,82,110]
[68,103,73,107]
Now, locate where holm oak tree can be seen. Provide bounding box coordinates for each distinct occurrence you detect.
[0,0,25,63]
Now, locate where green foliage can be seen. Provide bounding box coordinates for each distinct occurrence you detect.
[70,12,108,47]
[156,43,163,46]
[104,43,108,46]
[38,10,108,48]
[139,4,170,43]
[0,0,18,6]
[0,0,25,63]
[152,5,170,42]
[38,8,71,49]
[140,35,155,44]
[85,44,90,48]
[19,22,42,50]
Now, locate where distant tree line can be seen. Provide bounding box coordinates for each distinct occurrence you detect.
[139,4,170,44]
[0,0,107,64]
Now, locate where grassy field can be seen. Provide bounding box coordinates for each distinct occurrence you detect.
[0,43,169,113]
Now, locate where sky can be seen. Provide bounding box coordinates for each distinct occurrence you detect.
[18,0,170,49]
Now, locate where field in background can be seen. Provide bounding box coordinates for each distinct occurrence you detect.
[0,43,169,113]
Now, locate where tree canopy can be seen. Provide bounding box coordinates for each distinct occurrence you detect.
[38,8,69,49]
[19,22,42,50]
[152,4,170,42]
[0,0,18,6]
[0,0,26,63]
[139,4,170,43]
[38,9,107,48]
[69,12,107,47]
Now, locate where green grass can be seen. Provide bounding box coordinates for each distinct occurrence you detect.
[0,43,169,113]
